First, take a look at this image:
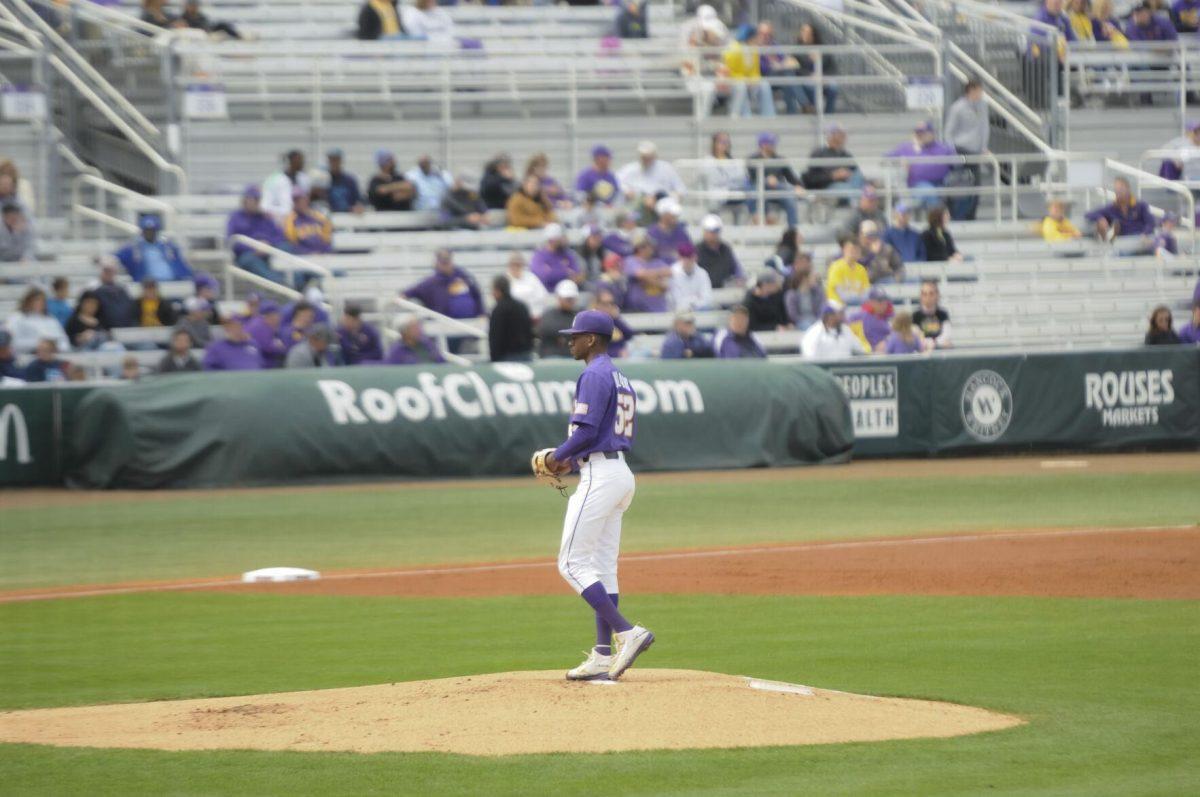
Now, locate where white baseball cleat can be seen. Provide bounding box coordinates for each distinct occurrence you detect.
[566,648,614,681]
[609,625,654,680]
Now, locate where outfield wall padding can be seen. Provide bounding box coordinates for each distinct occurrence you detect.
[66,361,854,489]
[0,385,95,487]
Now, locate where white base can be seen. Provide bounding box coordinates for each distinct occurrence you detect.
[241,567,321,583]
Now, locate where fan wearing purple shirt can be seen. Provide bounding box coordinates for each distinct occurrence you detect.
[646,197,693,261]
[402,249,485,319]
[574,145,621,206]
[1084,178,1156,240]
[243,300,287,367]
[202,316,264,371]
[886,121,957,211]
[538,309,654,682]
[530,224,585,291]
[622,235,672,312]
[1126,2,1178,41]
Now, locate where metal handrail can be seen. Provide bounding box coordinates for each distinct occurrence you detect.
[229,235,334,281]
[70,174,176,239]
[1103,158,1197,249]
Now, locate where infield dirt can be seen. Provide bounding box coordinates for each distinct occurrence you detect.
[0,669,1023,756]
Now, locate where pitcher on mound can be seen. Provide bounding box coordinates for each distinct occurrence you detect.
[533,309,654,681]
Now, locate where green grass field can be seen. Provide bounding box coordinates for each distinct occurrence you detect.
[2,458,1198,795]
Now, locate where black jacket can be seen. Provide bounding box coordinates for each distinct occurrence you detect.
[356,0,402,40]
[802,146,858,190]
[489,296,534,362]
[743,290,789,332]
[921,227,958,262]
[480,163,516,210]
[137,297,180,328]
[157,352,201,373]
[697,241,741,288]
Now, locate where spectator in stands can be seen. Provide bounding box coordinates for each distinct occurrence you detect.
[825,237,871,305]
[647,197,692,261]
[480,154,516,211]
[913,279,952,348]
[284,188,333,254]
[114,213,193,281]
[700,131,748,218]
[802,123,864,201]
[22,338,69,383]
[157,328,201,373]
[181,0,241,38]
[722,24,775,118]
[1033,0,1076,47]
[261,150,311,221]
[881,311,925,354]
[385,315,446,365]
[47,278,72,328]
[441,173,489,230]
[714,305,766,358]
[661,311,714,359]
[488,276,534,362]
[601,212,640,258]
[64,292,112,351]
[136,279,179,328]
[538,280,580,358]
[120,355,141,381]
[1126,2,1178,40]
[357,0,402,40]
[846,287,894,351]
[1172,0,1200,32]
[1145,304,1182,344]
[92,260,138,329]
[887,121,957,211]
[617,0,649,38]
[0,163,33,218]
[756,21,804,115]
[617,141,686,210]
[1176,298,1200,343]
[285,324,342,369]
[575,145,621,206]
[244,300,287,367]
[141,0,185,29]
[859,220,905,284]
[403,249,486,320]
[175,297,213,347]
[281,302,317,351]
[505,252,549,320]
[401,0,455,43]
[944,80,989,220]
[1155,212,1180,257]
[367,150,417,211]
[784,254,824,330]
[203,316,264,371]
[1041,198,1082,242]
[884,203,926,262]
[336,304,382,365]
[525,153,571,209]
[407,155,453,213]
[1159,121,1200,184]
[594,288,636,357]
[0,330,17,380]
[763,227,802,275]
[0,203,33,262]
[1067,0,1096,41]
[576,225,606,283]
[595,251,629,309]
[801,302,868,360]
[669,242,713,311]
[193,273,222,324]
[1091,0,1130,42]
[696,213,744,288]
[921,207,963,263]
[323,149,364,214]
[623,234,672,312]
[795,23,838,112]
[743,270,789,331]
[227,186,291,285]
[746,132,804,227]
[530,224,583,290]
[1085,177,1155,240]
[507,173,556,230]
[842,186,887,238]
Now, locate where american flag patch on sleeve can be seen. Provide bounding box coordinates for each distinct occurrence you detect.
[573,402,589,416]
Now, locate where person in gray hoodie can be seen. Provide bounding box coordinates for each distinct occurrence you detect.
[943,80,989,220]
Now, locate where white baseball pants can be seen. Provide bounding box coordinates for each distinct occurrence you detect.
[557,454,636,595]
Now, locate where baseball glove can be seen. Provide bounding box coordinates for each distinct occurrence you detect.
[531,448,568,497]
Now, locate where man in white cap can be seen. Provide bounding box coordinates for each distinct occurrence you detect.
[616,141,686,212]
[530,223,584,291]
[647,196,692,261]
[695,213,744,288]
[537,279,581,358]
[505,251,549,321]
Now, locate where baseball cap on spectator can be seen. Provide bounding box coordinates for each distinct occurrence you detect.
[734,23,755,42]
[307,323,333,343]
[756,270,781,287]
[701,213,723,232]
[184,297,210,314]
[914,120,935,134]
[242,184,261,200]
[868,286,890,302]
[326,147,344,159]
[820,301,843,317]
[138,213,162,231]
[554,279,580,299]
[678,241,696,257]
[860,220,881,238]
[543,222,565,241]
[1162,211,1179,223]
[259,300,280,315]
[637,140,657,156]
[194,273,219,293]
[823,122,845,136]
[375,148,394,167]
[895,201,912,214]
[585,223,603,237]
[591,144,612,159]
[559,309,615,338]
[305,285,325,304]
[655,196,682,217]
[757,132,779,147]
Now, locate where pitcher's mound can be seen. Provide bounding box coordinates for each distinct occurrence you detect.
[0,669,1022,756]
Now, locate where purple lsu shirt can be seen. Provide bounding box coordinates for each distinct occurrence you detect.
[553,354,635,465]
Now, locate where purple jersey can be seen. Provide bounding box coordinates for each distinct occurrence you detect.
[552,354,635,465]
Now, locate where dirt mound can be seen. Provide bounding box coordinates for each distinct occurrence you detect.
[0,670,1022,756]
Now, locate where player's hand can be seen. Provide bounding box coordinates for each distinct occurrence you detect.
[544,452,570,475]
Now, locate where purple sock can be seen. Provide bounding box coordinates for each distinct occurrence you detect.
[595,593,619,653]
[580,582,632,637]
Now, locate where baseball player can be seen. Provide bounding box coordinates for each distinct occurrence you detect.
[534,309,654,681]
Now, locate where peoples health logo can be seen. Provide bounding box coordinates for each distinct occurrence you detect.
[960,370,1013,442]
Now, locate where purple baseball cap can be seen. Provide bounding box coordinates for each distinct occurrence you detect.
[592,144,612,159]
[895,201,912,214]
[138,213,162,231]
[559,309,615,338]
[1187,121,1200,133]
[375,148,394,167]
[194,273,219,292]
[820,301,843,317]
[242,184,261,200]
[678,241,696,257]
[757,131,779,147]
[259,300,280,315]
[915,120,935,134]
[868,286,890,302]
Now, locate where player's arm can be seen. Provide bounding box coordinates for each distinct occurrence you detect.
[547,373,608,471]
